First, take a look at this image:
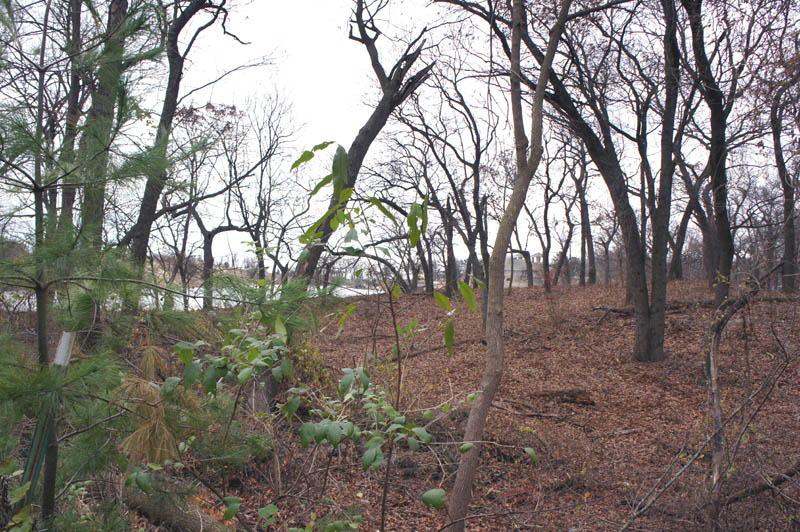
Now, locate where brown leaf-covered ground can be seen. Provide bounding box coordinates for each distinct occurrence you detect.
[12,280,798,531]
[243,280,799,531]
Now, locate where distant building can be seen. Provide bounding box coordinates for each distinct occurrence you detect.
[504,252,545,286]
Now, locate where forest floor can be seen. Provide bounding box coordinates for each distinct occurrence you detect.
[8,280,799,531]
[196,280,799,532]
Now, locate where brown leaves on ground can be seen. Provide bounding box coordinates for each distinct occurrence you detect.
[126,281,799,531]
[291,281,799,531]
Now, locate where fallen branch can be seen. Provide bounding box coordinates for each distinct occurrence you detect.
[722,459,800,507]
[123,476,236,532]
[393,339,474,361]
[492,398,592,432]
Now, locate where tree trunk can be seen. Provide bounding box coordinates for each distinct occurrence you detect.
[542,254,552,293]
[552,224,574,286]
[55,0,83,241]
[445,2,571,529]
[123,477,235,532]
[772,97,796,293]
[444,206,459,298]
[295,6,432,280]
[126,0,216,266]
[681,0,734,309]
[79,0,128,250]
[514,248,534,287]
[202,235,214,311]
[668,199,693,280]
[417,240,434,295]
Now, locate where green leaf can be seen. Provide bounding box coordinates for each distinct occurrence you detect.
[280,358,293,380]
[237,367,254,385]
[332,145,349,194]
[339,187,354,203]
[176,348,193,365]
[362,445,383,471]
[391,285,402,299]
[300,423,315,448]
[283,396,300,419]
[310,173,333,196]
[434,292,451,311]
[356,367,370,389]
[407,437,420,451]
[8,505,33,532]
[421,488,446,510]
[339,371,355,396]
[274,316,288,343]
[459,442,474,453]
[338,303,357,332]
[368,197,397,224]
[344,227,358,242]
[407,203,422,247]
[411,426,432,445]
[258,503,279,525]
[161,376,181,398]
[258,504,280,525]
[459,281,478,314]
[423,410,433,420]
[134,472,152,494]
[202,365,218,395]
[327,422,343,449]
[467,392,477,402]
[524,447,537,464]
[291,150,314,170]
[8,481,30,505]
[312,141,334,151]
[444,319,454,355]
[223,496,240,520]
[173,340,205,365]
[315,420,330,443]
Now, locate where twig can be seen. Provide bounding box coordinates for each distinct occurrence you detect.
[492,399,592,432]
[58,411,127,443]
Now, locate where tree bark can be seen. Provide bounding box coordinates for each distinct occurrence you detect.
[681,0,734,309]
[445,2,571,529]
[126,0,221,266]
[79,0,128,251]
[772,96,796,293]
[123,477,235,532]
[55,0,83,240]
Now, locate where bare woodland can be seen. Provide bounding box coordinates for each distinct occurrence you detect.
[0,0,798,531]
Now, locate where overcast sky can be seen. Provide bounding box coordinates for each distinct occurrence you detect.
[182,0,434,151]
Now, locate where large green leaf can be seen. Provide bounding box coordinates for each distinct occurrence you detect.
[434,292,451,311]
[291,150,314,170]
[300,422,315,448]
[332,145,349,196]
[421,488,446,510]
[368,197,397,224]
[223,496,240,520]
[459,281,478,314]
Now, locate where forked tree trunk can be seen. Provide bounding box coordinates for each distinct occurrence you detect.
[444,2,572,529]
[772,95,797,293]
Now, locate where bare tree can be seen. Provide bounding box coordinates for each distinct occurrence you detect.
[294,0,433,281]
[444,1,572,530]
[124,0,232,266]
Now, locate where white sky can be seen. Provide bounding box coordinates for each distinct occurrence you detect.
[182,0,433,151]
